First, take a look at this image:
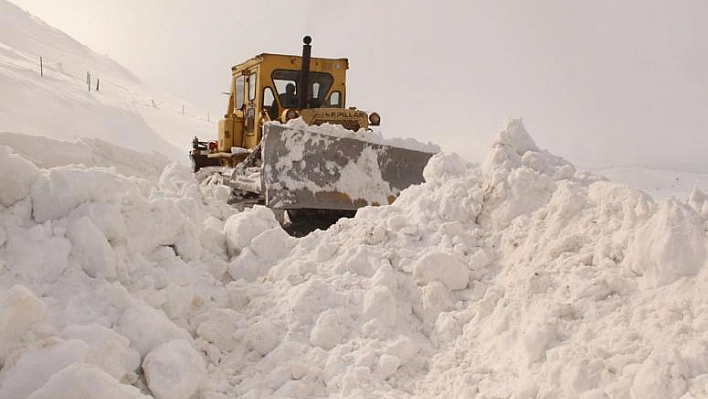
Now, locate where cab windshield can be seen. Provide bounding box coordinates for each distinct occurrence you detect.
[271,69,334,108]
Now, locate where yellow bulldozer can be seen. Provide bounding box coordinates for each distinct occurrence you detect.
[190,36,435,233]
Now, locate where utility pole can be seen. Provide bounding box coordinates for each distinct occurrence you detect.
[40,57,43,77]
[87,72,91,92]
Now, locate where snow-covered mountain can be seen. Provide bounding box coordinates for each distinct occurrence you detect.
[0,0,214,163]
[2,2,708,399]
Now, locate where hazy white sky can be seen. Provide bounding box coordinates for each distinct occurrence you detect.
[10,0,708,169]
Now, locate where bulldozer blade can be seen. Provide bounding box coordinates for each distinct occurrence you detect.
[261,123,436,211]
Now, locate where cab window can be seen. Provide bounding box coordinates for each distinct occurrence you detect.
[271,69,334,108]
[235,75,245,111]
[248,72,256,102]
[263,87,277,120]
[327,91,342,107]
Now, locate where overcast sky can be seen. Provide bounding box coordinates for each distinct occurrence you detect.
[10,0,708,170]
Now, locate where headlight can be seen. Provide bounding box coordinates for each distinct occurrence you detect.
[369,112,381,126]
[283,109,299,121]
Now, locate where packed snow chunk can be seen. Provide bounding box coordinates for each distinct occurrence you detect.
[0,145,40,206]
[417,281,455,333]
[26,363,149,399]
[287,279,347,326]
[143,339,207,399]
[378,354,401,379]
[413,251,470,290]
[310,308,353,350]
[196,308,243,352]
[626,199,706,287]
[158,162,201,199]
[200,216,228,256]
[423,152,468,182]
[68,202,127,242]
[249,225,293,263]
[228,247,265,282]
[123,198,189,255]
[31,165,141,223]
[173,218,202,260]
[335,146,395,205]
[489,118,540,161]
[61,323,141,382]
[481,166,556,229]
[385,336,419,366]
[62,281,132,329]
[224,205,280,256]
[0,285,46,363]
[245,319,282,356]
[688,188,708,216]
[161,282,194,320]
[362,286,398,327]
[518,319,556,366]
[117,302,192,356]
[5,224,71,283]
[630,349,688,399]
[67,216,117,278]
[0,338,88,399]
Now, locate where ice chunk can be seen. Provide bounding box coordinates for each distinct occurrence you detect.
[67,216,117,279]
[224,205,279,256]
[627,199,706,287]
[413,251,470,290]
[0,338,88,399]
[117,302,191,356]
[0,145,40,206]
[143,339,206,399]
[0,285,46,363]
[26,363,148,399]
[61,323,140,382]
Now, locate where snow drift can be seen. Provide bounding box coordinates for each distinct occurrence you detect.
[0,0,214,163]
[1,118,708,399]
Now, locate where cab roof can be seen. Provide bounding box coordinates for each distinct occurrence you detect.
[231,53,349,74]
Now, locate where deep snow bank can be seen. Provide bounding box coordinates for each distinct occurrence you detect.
[1,119,708,399]
[0,0,214,163]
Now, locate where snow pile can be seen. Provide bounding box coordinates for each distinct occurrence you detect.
[0,139,235,398]
[2,118,708,398]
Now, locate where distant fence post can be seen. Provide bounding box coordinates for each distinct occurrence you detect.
[40,57,43,77]
[96,78,100,92]
[86,71,91,92]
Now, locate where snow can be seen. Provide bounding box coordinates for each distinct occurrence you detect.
[2,2,708,399]
[0,0,214,164]
[142,339,207,399]
[280,118,440,153]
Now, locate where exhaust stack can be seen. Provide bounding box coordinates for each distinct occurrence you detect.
[298,36,312,109]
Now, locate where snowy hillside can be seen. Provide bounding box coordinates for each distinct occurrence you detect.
[0,0,214,163]
[3,2,708,399]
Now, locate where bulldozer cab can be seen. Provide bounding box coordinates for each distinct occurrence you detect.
[218,52,351,154]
